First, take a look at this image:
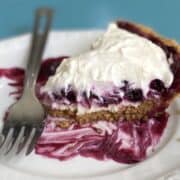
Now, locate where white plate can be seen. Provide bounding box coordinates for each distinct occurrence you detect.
[0,31,179,180]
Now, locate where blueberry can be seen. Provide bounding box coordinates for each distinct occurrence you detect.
[150,79,166,92]
[121,80,130,92]
[82,91,90,107]
[82,91,88,99]
[123,80,129,85]
[102,97,117,105]
[90,92,99,100]
[125,89,143,102]
[66,90,76,103]
[60,88,65,96]
[52,93,62,100]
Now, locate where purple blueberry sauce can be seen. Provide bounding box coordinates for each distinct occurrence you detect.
[35,112,168,164]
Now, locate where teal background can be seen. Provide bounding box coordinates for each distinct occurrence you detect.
[0,0,179,41]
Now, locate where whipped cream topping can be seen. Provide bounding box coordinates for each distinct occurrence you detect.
[44,23,173,95]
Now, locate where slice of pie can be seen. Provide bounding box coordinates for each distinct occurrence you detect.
[36,20,180,163]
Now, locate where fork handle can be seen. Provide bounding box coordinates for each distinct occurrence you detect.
[24,8,53,93]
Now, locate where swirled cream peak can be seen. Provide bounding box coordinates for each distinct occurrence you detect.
[44,23,173,94]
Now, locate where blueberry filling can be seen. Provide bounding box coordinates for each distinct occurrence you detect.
[150,79,166,93]
[104,95,122,104]
[52,93,62,100]
[66,90,76,102]
[120,80,130,92]
[90,92,99,100]
[53,86,146,105]
[60,88,66,96]
[51,78,169,105]
[124,88,143,102]
[38,57,67,83]
[82,91,90,107]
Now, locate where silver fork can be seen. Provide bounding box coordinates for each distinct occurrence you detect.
[0,8,53,155]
